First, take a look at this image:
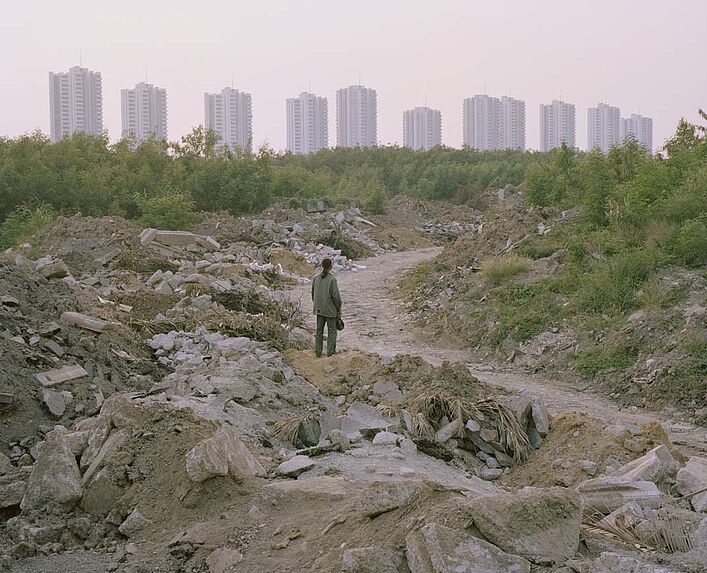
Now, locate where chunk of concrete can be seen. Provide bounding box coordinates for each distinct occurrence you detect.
[81,429,128,484]
[342,547,408,573]
[613,445,678,485]
[342,402,391,435]
[0,480,27,508]
[372,431,400,446]
[599,501,644,531]
[677,456,707,512]
[276,455,317,478]
[185,426,266,482]
[435,418,462,444]
[139,228,158,245]
[406,523,530,573]
[36,259,70,279]
[60,311,117,333]
[576,477,662,513]
[531,399,550,435]
[205,547,243,573]
[80,467,123,516]
[119,508,152,537]
[42,389,70,417]
[21,428,83,510]
[152,230,199,247]
[467,487,581,564]
[35,364,88,387]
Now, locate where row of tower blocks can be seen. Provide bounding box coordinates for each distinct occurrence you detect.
[48,66,654,153]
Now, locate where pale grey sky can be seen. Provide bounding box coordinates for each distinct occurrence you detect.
[1,0,705,151]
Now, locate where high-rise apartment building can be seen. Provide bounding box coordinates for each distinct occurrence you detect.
[463,95,500,150]
[588,103,621,153]
[403,107,442,150]
[539,99,576,151]
[621,113,653,152]
[336,85,377,148]
[120,82,168,142]
[48,66,103,142]
[286,92,328,155]
[204,88,253,150]
[499,96,526,150]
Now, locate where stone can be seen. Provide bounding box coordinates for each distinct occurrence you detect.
[21,428,83,510]
[342,402,390,436]
[80,467,123,516]
[478,468,503,481]
[360,481,426,519]
[527,427,542,449]
[185,426,266,482]
[276,455,317,477]
[82,429,128,484]
[43,340,65,358]
[467,487,581,564]
[0,480,27,508]
[42,389,67,417]
[372,381,404,403]
[498,394,532,427]
[327,429,350,451]
[586,552,676,573]
[139,228,158,245]
[36,259,70,279]
[613,445,678,485]
[406,523,530,573]
[342,547,408,573]
[205,547,243,573]
[35,364,89,387]
[372,431,400,446]
[262,477,347,500]
[435,418,462,443]
[576,477,662,513]
[118,508,152,537]
[676,456,707,512]
[599,501,644,531]
[579,460,598,477]
[465,419,481,432]
[40,321,61,336]
[0,452,12,475]
[60,311,117,333]
[0,295,20,306]
[531,399,550,435]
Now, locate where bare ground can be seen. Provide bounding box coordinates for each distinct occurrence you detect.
[290,248,707,456]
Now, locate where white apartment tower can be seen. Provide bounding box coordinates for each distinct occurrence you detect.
[121,82,168,142]
[204,88,253,150]
[588,103,621,153]
[48,66,103,142]
[540,100,576,151]
[499,96,526,150]
[286,92,328,155]
[621,113,653,152]
[336,85,377,148]
[403,107,442,151]
[463,95,500,150]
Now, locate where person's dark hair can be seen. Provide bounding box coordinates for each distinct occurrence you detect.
[321,258,333,275]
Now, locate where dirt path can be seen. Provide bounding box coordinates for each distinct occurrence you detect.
[290,248,707,456]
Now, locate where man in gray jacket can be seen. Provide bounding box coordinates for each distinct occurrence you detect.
[311,258,342,357]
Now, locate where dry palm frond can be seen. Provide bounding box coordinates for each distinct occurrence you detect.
[183,283,212,297]
[376,403,399,418]
[642,511,695,553]
[273,413,320,445]
[476,398,531,463]
[408,412,435,439]
[582,506,644,548]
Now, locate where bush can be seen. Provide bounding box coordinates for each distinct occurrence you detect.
[136,192,199,230]
[575,341,639,376]
[481,253,532,285]
[0,204,57,249]
[672,218,707,267]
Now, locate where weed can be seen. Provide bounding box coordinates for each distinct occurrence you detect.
[0,204,57,249]
[481,253,532,286]
[575,342,639,376]
[400,260,432,293]
[638,278,689,310]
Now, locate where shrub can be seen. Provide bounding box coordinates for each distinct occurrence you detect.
[136,192,199,230]
[481,253,532,285]
[0,204,57,249]
[400,261,432,293]
[575,341,639,376]
[672,218,707,267]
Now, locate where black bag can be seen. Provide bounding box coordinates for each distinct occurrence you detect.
[336,316,345,331]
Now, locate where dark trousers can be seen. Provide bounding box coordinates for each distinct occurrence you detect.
[315,315,337,357]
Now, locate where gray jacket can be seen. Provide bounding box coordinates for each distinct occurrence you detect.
[311,272,341,318]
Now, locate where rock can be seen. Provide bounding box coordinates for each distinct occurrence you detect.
[40,321,62,336]
[205,547,243,573]
[465,419,481,432]
[435,418,462,443]
[586,552,676,573]
[406,523,530,573]
[527,427,542,449]
[372,431,400,446]
[185,426,266,482]
[35,364,89,387]
[360,481,426,519]
[276,455,317,477]
[372,381,404,403]
[60,311,117,333]
[0,480,27,508]
[43,340,65,358]
[342,402,390,436]
[118,508,152,537]
[579,460,598,477]
[467,487,581,564]
[81,429,128,484]
[327,429,350,452]
[530,399,550,435]
[613,445,677,485]
[80,467,123,516]
[21,428,83,510]
[576,477,662,513]
[478,468,503,481]
[262,477,347,500]
[342,547,408,573]
[599,501,644,531]
[0,452,12,475]
[677,456,707,512]
[42,389,69,417]
[36,259,70,279]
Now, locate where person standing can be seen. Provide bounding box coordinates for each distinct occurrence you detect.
[311,258,342,357]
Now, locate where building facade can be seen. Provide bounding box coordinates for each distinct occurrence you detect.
[48,66,103,142]
[204,88,253,150]
[336,85,377,148]
[539,99,576,151]
[499,96,526,150]
[463,95,500,150]
[286,92,328,155]
[403,106,442,150]
[588,103,621,153]
[120,82,168,142]
[621,113,653,152]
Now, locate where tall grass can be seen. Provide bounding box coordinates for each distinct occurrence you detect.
[481,253,532,286]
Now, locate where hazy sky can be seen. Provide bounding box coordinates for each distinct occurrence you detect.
[2,0,706,151]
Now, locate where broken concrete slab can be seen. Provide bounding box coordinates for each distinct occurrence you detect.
[576,477,662,513]
[342,547,408,573]
[60,311,117,333]
[599,501,644,531]
[466,487,581,564]
[435,418,462,443]
[35,364,89,387]
[205,547,243,573]
[36,259,70,279]
[185,425,266,482]
[613,445,678,485]
[81,429,128,484]
[39,321,62,336]
[43,339,65,358]
[42,389,68,417]
[21,428,83,510]
[406,523,530,573]
[276,455,317,478]
[118,508,152,537]
[677,456,707,512]
[342,402,391,436]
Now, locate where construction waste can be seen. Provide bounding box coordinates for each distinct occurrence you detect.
[1,208,706,573]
